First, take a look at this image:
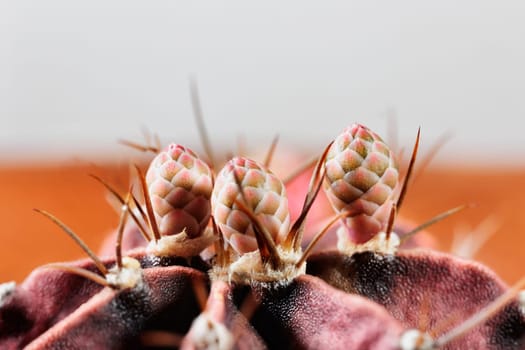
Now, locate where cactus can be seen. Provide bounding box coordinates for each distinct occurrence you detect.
[1,120,524,350]
[324,123,399,246]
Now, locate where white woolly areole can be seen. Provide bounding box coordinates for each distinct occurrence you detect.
[188,313,234,350]
[399,329,434,350]
[516,290,525,315]
[146,228,216,257]
[105,257,143,289]
[210,247,305,287]
[0,281,16,307]
[337,228,400,255]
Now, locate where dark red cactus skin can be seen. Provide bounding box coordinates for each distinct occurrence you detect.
[182,276,404,350]
[0,249,207,349]
[3,183,525,349]
[307,250,525,349]
[0,249,406,349]
[246,275,402,349]
[181,281,267,349]
[26,265,205,350]
[0,259,106,349]
[2,215,525,349]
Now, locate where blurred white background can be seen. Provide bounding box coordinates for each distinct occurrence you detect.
[1,1,524,165]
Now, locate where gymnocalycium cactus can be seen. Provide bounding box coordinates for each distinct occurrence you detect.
[1,119,524,350]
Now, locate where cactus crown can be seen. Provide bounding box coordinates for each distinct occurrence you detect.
[5,90,523,349]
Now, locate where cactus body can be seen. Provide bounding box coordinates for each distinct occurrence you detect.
[1,124,524,350]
